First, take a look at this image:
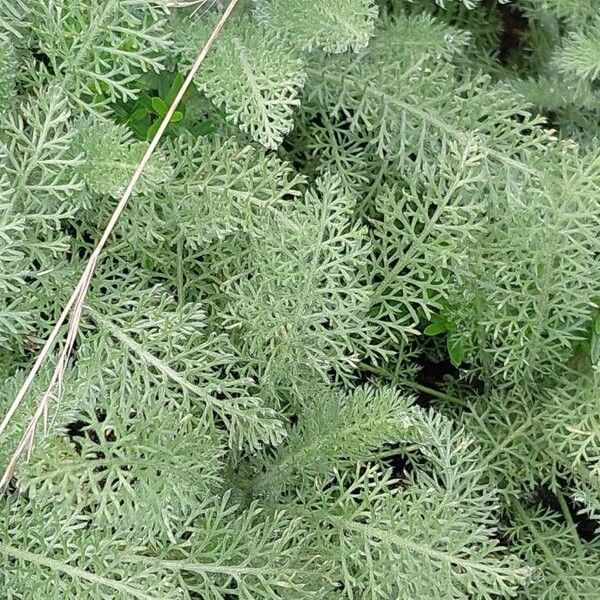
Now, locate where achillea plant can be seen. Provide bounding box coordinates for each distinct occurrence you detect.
[0,0,598,597]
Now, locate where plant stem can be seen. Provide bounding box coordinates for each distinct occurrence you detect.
[358,362,467,407]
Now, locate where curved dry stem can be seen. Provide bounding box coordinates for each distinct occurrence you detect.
[0,0,241,491]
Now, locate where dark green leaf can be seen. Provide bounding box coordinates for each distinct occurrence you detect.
[170,111,184,124]
[424,317,447,336]
[146,118,161,140]
[591,332,600,363]
[166,73,185,105]
[128,107,150,123]
[447,337,464,367]
[151,96,168,116]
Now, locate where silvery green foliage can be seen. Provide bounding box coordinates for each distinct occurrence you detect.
[287,412,530,598]
[508,504,600,599]
[0,87,82,350]
[145,133,304,249]
[291,8,598,385]
[0,35,15,108]
[174,12,306,149]
[446,144,600,387]
[553,20,600,82]
[21,388,224,542]
[0,492,322,598]
[253,0,378,53]
[0,496,187,599]
[78,289,287,452]
[456,389,543,499]
[516,0,596,28]
[0,367,69,476]
[367,141,485,344]
[19,0,171,107]
[223,174,377,396]
[1,0,600,598]
[456,365,600,544]
[0,162,28,349]
[475,1,600,142]
[251,386,419,496]
[75,119,172,199]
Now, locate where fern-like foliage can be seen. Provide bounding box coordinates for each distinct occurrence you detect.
[174,12,306,148]
[251,385,418,496]
[24,0,171,108]
[78,288,286,452]
[20,387,225,543]
[0,171,29,349]
[367,140,484,344]
[0,497,186,599]
[0,35,15,108]
[223,174,375,398]
[145,133,304,249]
[542,367,600,475]
[253,0,378,53]
[508,503,600,599]
[152,495,325,598]
[516,0,597,28]
[0,367,69,476]
[75,119,172,199]
[0,87,83,350]
[0,492,323,599]
[285,412,530,599]
[2,86,82,224]
[1,1,600,597]
[456,388,544,499]
[553,20,600,81]
[456,360,600,523]
[447,145,600,386]
[301,16,548,177]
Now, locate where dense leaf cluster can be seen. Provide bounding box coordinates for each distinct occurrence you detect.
[1,0,599,597]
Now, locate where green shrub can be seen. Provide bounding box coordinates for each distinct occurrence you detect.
[0,0,599,597]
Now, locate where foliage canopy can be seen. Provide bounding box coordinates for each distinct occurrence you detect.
[1,0,599,597]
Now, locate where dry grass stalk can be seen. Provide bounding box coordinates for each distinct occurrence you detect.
[165,0,219,17]
[0,0,241,491]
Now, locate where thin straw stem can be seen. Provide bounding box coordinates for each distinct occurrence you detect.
[0,0,240,490]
